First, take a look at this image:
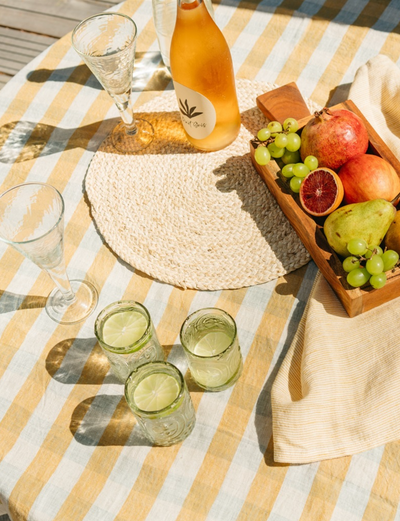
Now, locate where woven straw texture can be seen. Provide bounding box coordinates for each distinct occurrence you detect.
[85,80,319,290]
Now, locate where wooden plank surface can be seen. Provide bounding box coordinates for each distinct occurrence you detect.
[0,0,121,88]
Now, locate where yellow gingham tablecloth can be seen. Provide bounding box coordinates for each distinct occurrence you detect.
[1,1,400,520]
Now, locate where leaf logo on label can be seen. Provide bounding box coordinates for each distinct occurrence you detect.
[173,81,216,140]
[179,99,203,119]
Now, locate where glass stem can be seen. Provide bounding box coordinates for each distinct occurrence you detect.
[46,259,76,304]
[120,106,138,135]
[114,93,138,136]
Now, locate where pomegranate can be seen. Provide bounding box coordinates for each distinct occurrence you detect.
[300,108,369,171]
[338,154,400,204]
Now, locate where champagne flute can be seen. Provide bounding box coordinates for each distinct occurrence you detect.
[0,183,98,324]
[72,12,154,153]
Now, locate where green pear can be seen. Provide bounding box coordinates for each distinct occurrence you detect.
[324,199,396,257]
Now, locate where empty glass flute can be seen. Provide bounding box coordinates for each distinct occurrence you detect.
[72,12,154,153]
[0,183,98,324]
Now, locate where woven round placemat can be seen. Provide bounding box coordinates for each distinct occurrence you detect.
[85,79,320,290]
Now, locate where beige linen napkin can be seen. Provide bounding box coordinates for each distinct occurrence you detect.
[271,55,400,464]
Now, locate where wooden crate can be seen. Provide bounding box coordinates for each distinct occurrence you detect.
[251,83,400,317]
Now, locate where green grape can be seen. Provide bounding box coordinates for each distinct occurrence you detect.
[370,272,387,289]
[285,133,301,152]
[303,155,318,171]
[347,238,368,256]
[347,268,370,288]
[290,176,303,193]
[267,142,285,158]
[274,133,288,148]
[381,249,399,271]
[292,163,310,178]
[281,149,301,164]
[254,146,271,166]
[283,118,299,133]
[282,164,295,178]
[257,128,271,141]
[364,245,383,259]
[366,255,384,275]
[267,121,283,135]
[342,256,360,272]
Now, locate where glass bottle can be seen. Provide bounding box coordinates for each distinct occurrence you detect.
[169,0,241,152]
[152,0,214,70]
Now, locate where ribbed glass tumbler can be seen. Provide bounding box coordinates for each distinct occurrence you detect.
[125,361,196,446]
[180,307,243,391]
[95,300,165,382]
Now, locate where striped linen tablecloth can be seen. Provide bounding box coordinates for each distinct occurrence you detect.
[1,0,400,520]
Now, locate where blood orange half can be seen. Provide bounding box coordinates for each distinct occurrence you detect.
[299,167,344,217]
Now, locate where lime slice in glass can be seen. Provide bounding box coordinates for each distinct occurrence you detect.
[134,372,180,411]
[193,331,232,356]
[102,310,147,348]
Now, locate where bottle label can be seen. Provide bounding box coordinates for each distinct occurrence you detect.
[173,81,216,140]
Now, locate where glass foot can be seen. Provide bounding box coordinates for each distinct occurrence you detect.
[46,280,98,325]
[111,119,154,153]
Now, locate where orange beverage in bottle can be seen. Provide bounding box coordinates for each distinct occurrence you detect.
[170,0,241,152]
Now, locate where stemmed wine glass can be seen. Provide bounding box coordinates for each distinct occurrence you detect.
[72,12,154,153]
[0,183,98,324]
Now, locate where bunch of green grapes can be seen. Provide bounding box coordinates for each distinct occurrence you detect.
[253,118,318,193]
[343,238,399,289]
[254,118,301,166]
